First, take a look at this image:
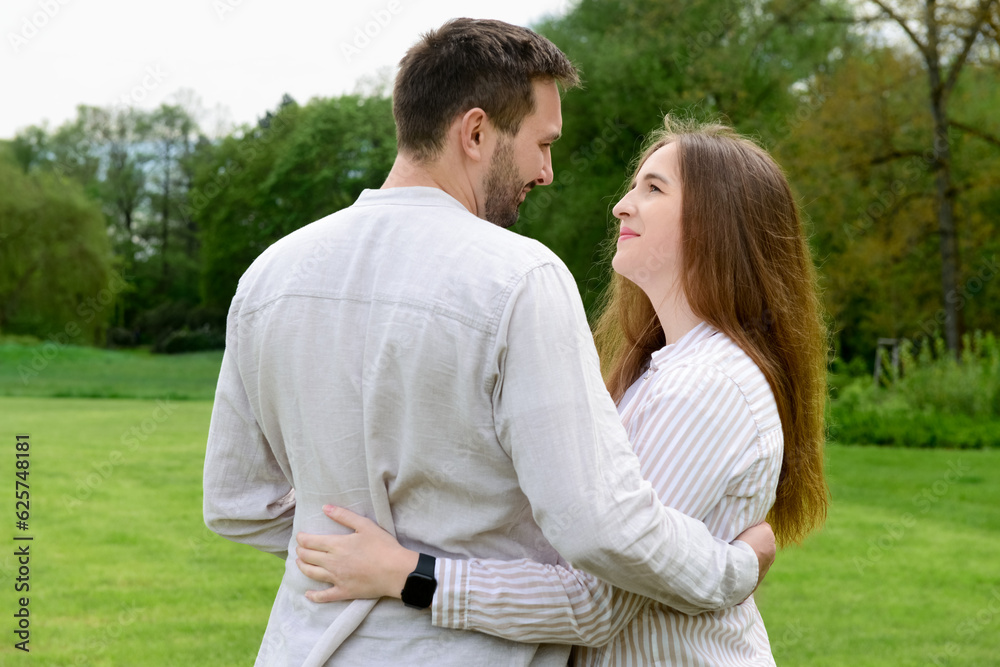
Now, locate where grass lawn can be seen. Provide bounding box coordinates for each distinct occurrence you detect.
[0,385,997,663]
[757,446,1000,666]
[0,397,280,665]
[0,343,223,400]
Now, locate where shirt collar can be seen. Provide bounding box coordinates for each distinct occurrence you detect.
[649,321,716,371]
[354,187,470,212]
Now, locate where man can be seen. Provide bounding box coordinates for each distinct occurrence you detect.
[204,18,773,666]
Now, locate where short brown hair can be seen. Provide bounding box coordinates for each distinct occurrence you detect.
[393,18,579,161]
[593,117,829,546]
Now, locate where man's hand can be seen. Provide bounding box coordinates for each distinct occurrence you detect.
[735,521,775,599]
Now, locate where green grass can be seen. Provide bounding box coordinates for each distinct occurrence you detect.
[0,397,280,665]
[758,446,1000,666]
[0,341,997,664]
[0,397,997,665]
[0,343,223,400]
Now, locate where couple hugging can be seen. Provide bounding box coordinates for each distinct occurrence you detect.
[204,17,827,667]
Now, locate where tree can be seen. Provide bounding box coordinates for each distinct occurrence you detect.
[860,0,1000,354]
[776,42,1000,362]
[195,94,396,310]
[69,105,152,266]
[0,159,114,344]
[146,104,198,288]
[523,0,852,312]
[9,125,48,173]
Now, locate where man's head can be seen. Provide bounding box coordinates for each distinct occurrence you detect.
[394,18,578,161]
[393,18,579,227]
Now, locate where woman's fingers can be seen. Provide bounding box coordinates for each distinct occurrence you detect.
[296,531,348,553]
[295,544,327,565]
[305,586,350,604]
[294,507,418,602]
[322,504,376,532]
[296,557,335,584]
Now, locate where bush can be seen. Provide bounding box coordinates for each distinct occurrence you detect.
[152,326,225,355]
[185,305,227,332]
[828,331,1000,448]
[896,332,1000,418]
[135,301,193,345]
[106,327,138,349]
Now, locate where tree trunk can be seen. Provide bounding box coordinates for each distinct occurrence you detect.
[929,99,962,354]
[161,147,171,284]
[925,2,963,356]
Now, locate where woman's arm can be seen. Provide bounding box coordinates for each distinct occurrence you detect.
[296,361,781,642]
[297,512,771,646]
[296,505,648,646]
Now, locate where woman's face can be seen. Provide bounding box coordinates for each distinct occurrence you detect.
[611,142,684,296]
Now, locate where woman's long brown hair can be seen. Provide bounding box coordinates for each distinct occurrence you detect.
[592,117,829,546]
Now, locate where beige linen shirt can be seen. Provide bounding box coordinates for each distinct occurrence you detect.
[203,187,758,666]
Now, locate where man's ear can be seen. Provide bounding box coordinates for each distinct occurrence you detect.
[457,107,490,162]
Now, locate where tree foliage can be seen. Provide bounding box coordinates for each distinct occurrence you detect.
[777,44,1000,361]
[0,160,113,344]
[520,0,853,310]
[193,94,396,310]
[3,0,997,361]
[852,0,1000,353]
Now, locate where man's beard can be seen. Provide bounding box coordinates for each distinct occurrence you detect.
[483,138,529,229]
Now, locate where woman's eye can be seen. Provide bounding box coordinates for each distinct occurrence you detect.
[648,183,661,193]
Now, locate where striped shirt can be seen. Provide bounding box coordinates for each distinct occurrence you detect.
[431,322,782,665]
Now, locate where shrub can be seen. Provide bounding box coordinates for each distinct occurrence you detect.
[106,327,138,349]
[135,301,193,345]
[153,326,225,355]
[828,331,1000,448]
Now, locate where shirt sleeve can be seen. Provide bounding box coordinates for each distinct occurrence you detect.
[491,262,758,612]
[202,289,295,559]
[431,557,648,646]
[427,345,780,640]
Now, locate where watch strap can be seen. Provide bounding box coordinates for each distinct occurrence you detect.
[413,552,435,579]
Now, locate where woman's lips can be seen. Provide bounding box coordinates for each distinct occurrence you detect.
[619,226,639,240]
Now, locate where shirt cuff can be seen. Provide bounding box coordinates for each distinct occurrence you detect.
[431,558,470,630]
[730,538,759,603]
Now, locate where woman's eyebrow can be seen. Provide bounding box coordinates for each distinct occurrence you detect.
[641,172,671,185]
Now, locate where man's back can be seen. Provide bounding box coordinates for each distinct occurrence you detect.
[205,187,579,665]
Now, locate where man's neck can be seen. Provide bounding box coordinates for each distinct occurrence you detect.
[382,153,480,217]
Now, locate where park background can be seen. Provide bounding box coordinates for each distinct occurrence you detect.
[1,0,999,664]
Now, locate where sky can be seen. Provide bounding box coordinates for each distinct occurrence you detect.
[0,0,576,139]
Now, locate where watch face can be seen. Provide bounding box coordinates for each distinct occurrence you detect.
[402,573,437,609]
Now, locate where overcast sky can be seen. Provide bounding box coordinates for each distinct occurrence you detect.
[0,0,576,139]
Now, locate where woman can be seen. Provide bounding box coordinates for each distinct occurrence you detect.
[296,118,829,665]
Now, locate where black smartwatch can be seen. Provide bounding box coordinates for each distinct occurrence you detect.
[400,553,437,609]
